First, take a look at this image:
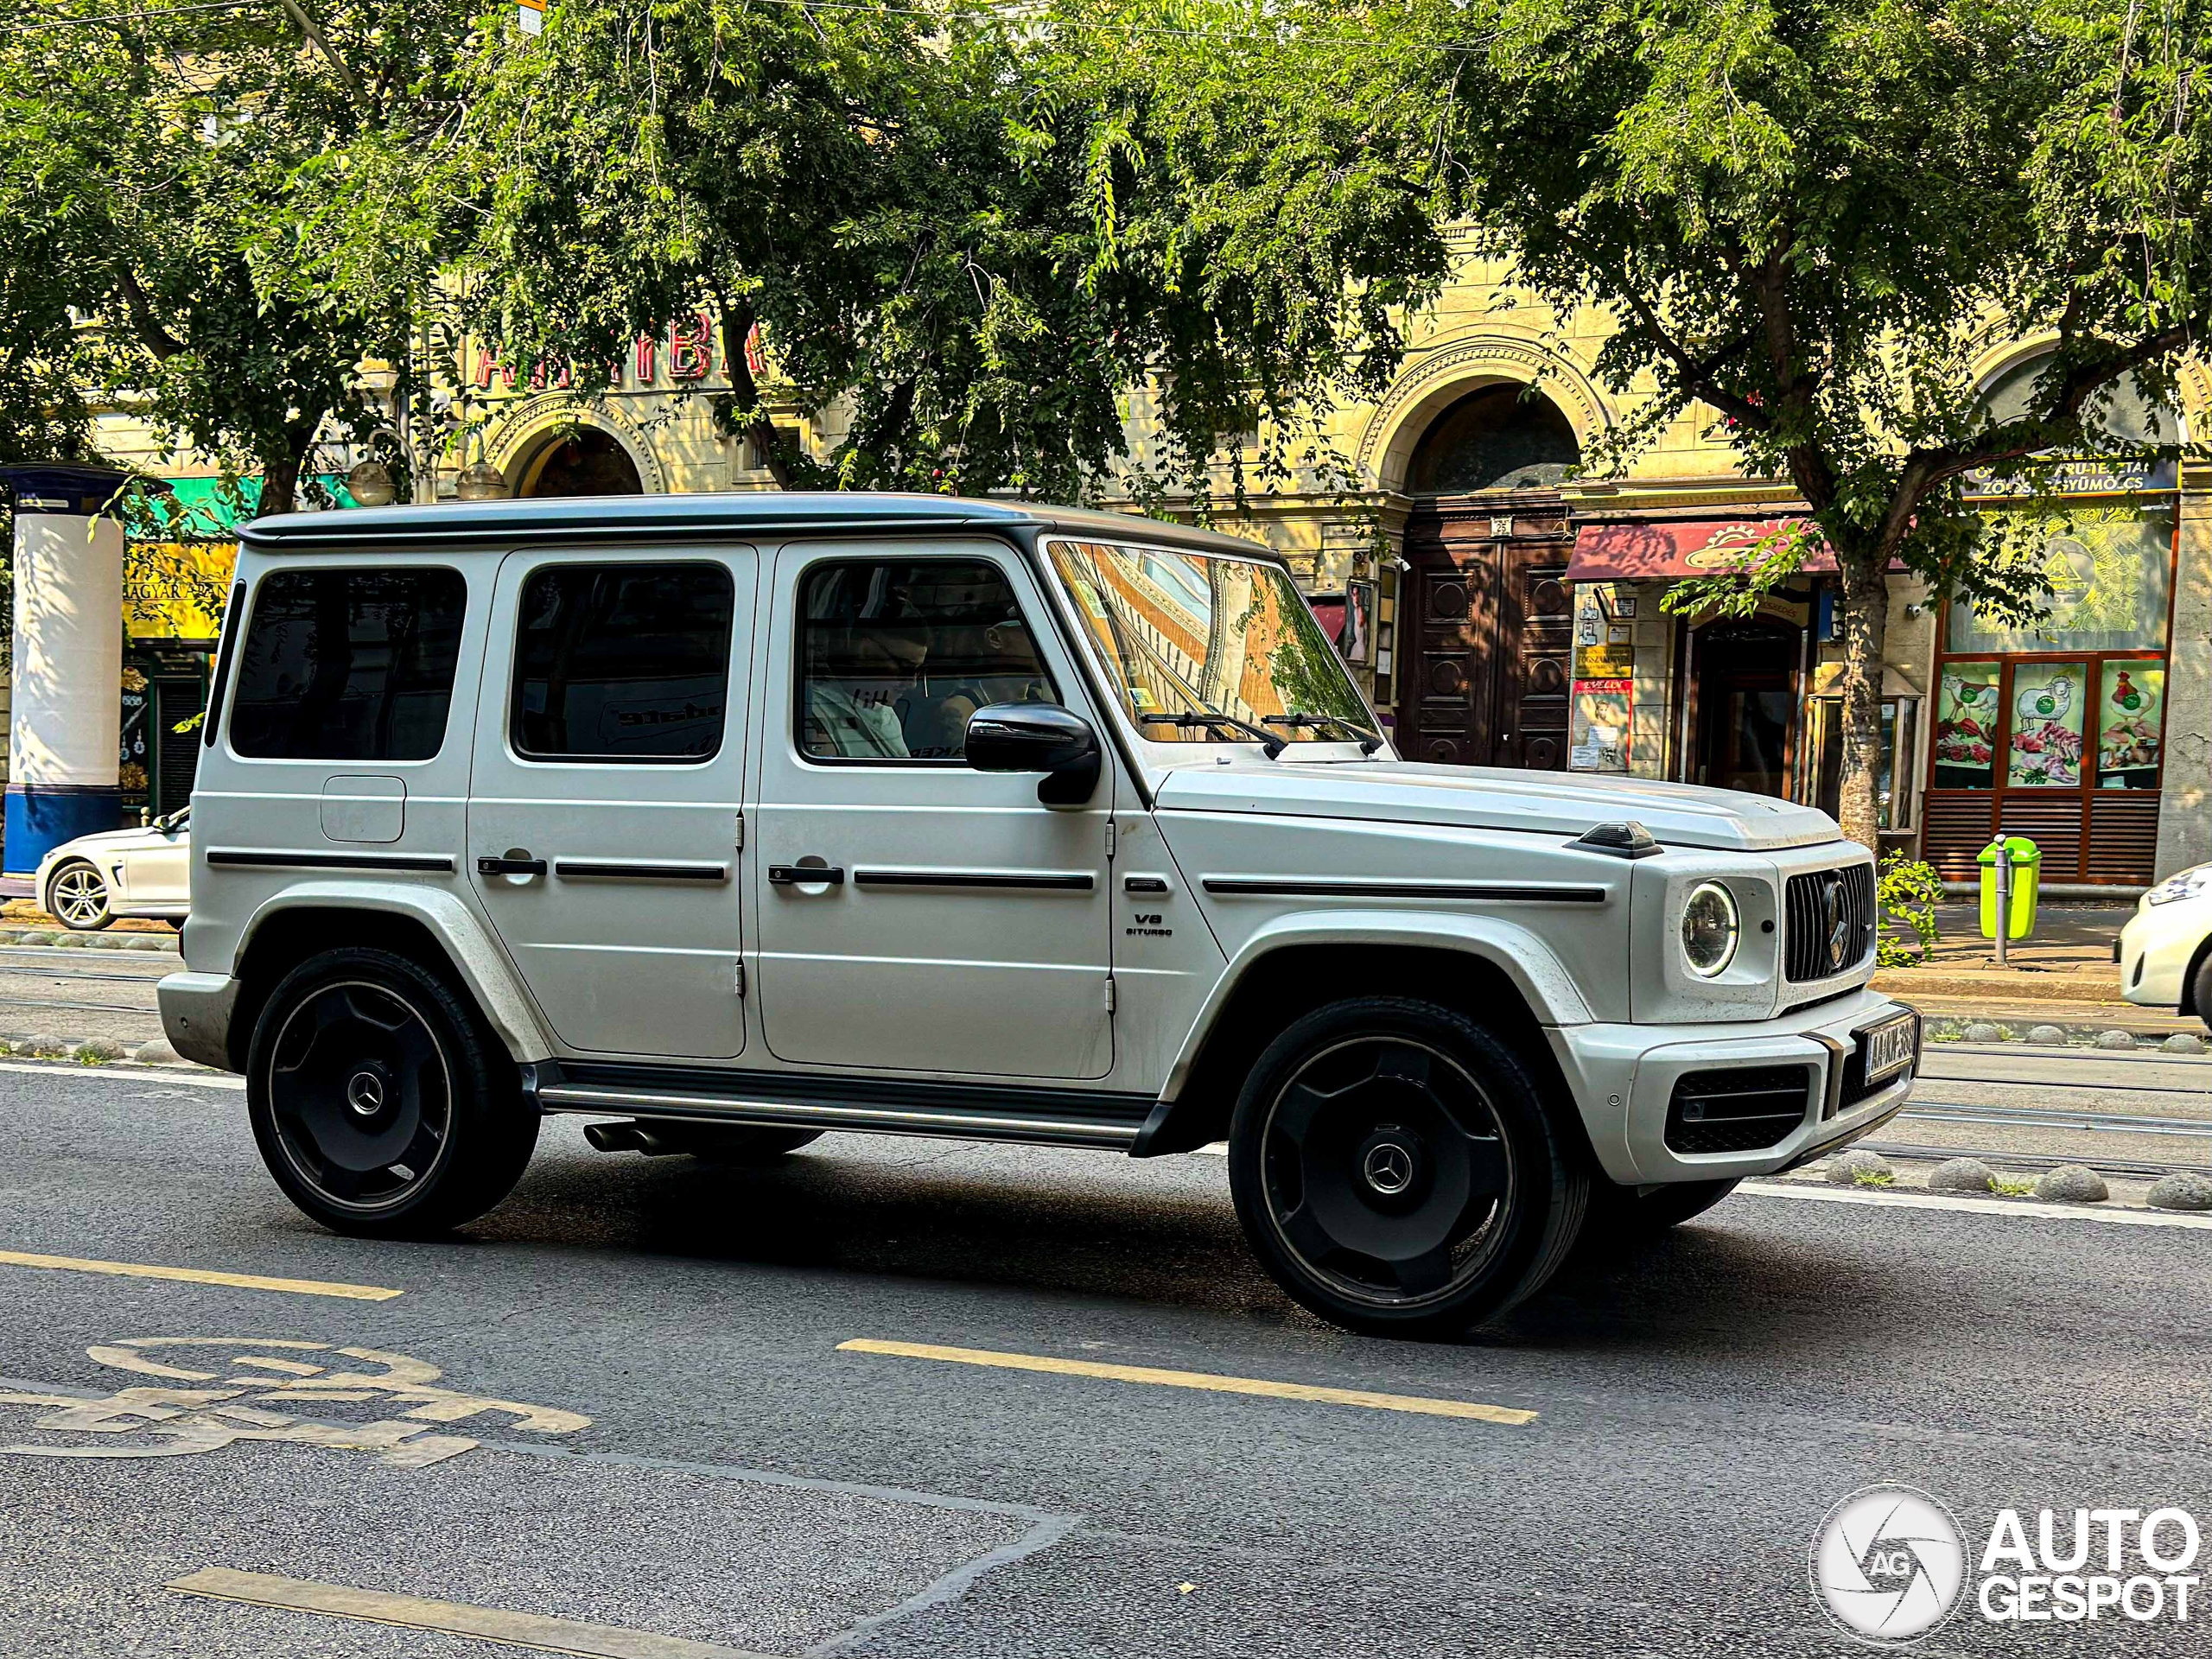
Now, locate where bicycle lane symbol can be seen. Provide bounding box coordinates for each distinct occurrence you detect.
[0,1338,591,1469]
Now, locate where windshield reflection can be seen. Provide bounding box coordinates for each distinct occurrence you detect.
[1047,540,1373,744]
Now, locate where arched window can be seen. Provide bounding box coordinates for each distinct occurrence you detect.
[1408,385,1580,493]
[518,429,645,498]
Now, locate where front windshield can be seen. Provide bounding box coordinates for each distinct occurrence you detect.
[1046,539,1373,745]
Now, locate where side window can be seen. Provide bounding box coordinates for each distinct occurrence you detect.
[229,567,467,761]
[511,563,734,761]
[796,560,1057,762]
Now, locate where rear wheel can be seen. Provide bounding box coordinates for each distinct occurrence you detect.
[47,861,113,931]
[1227,997,1586,1339]
[2194,951,2212,1036]
[246,947,537,1236]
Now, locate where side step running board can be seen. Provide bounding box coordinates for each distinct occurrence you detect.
[526,1062,1152,1152]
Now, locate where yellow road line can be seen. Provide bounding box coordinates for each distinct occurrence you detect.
[0,1249,400,1301]
[837,1338,1536,1425]
[168,1568,772,1659]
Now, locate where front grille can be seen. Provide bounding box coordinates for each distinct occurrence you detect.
[1665,1065,1815,1154]
[1784,864,1877,982]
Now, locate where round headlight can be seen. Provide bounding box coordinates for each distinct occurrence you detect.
[1681,882,1739,977]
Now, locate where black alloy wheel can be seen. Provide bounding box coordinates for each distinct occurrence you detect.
[247,947,537,1236]
[1228,997,1587,1338]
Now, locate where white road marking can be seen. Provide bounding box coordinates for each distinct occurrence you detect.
[0,1059,240,1089]
[1741,1179,2212,1230]
[168,1567,772,1658]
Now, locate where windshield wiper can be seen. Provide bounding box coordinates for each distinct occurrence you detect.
[1137,711,1287,759]
[1262,714,1386,755]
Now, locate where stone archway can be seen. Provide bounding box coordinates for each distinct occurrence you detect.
[486,400,668,496]
[1387,373,1586,771]
[513,428,644,498]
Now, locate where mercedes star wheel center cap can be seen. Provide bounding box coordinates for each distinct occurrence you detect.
[1362,1140,1415,1196]
[346,1070,387,1117]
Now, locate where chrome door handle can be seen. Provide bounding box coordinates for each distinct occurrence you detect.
[476,855,548,876]
[768,864,845,886]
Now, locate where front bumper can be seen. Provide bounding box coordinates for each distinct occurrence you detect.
[156,971,240,1071]
[2118,904,2202,1010]
[1548,986,1919,1185]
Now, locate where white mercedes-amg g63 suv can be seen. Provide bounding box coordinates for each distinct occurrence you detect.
[159,493,1917,1337]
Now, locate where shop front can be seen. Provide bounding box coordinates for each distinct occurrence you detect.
[1924,494,2179,884]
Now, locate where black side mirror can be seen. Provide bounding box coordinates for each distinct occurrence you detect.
[966,702,1102,806]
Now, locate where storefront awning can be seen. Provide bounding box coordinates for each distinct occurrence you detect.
[1567,517,1838,582]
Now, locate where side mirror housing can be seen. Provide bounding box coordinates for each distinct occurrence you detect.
[966,702,1102,806]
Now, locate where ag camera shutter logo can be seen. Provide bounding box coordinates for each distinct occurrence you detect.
[1809,1484,1968,1643]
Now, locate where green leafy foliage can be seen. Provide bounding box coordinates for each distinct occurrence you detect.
[1876,852,1946,967]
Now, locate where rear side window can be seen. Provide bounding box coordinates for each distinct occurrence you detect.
[510,563,734,761]
[229,568,467,760]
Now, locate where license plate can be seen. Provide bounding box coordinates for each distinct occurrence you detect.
[1859,1012,1918,1085]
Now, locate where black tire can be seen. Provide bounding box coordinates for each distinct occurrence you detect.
[246,946,537,1237]
[1226,996,1588,1339]
[46,860,114,931]
[1585,1177,1740,1238]
[657,1123,823,1163]
[2194,951,2212,1037]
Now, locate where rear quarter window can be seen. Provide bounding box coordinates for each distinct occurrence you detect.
[228,567,468,761]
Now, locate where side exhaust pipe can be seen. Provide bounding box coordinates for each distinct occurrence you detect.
[582,1120,691,1156]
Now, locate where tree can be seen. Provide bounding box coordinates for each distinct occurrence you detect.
[0,0,484,518]
[361,0,1444,505]
[1344,0,2211,846]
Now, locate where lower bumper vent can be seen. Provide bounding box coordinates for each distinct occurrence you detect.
[1665,1065,1815,1154]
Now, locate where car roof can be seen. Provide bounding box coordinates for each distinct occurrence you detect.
[237,490,1286,567]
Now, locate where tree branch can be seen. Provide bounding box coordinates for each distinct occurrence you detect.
[276,0,365,112]
[113,265,185,362]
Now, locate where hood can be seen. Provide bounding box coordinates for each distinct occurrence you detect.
[1153,759,1845,853]
[41,826,165,864]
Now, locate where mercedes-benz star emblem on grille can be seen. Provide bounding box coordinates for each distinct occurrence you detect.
[1821,875,1850,971]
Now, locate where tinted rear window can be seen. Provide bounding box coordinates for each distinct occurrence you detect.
[229,568,467,760]
[510,563,735,760]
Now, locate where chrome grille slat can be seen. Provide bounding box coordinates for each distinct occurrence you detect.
[1783,864,1876,982]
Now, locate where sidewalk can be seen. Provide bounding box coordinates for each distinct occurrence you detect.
[1870,899,2204,1036]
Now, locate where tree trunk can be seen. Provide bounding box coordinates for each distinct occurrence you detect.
[710,291,793,490]
[1834,556,1890,852]
[256,448,303,521]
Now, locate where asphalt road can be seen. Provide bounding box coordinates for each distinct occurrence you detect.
[3,1059,2210,1658]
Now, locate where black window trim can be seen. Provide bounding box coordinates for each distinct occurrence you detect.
[225,563,470,765]
[505,556,738,767]
[789,552,1061,770]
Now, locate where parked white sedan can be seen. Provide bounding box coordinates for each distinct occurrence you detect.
[34,808,192,931]
[2120,862,2212,1032]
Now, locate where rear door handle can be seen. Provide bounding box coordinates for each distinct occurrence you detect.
[476,855,548,876]
[768,864,845,886]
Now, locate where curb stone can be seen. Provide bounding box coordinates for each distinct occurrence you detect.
[2147,1173,2212,1212]
[2035,1165,2109,1204]
[1827,1149,1893,1185]
[1929,1157,1999,1193]
[2095,1029,2139,1050]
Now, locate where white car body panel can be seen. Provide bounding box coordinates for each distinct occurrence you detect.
[2120,866,2212,1015]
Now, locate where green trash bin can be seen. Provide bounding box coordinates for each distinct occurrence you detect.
[1978,836,2041,941]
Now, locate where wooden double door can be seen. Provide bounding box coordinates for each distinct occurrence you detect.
[1396,499,1574,770]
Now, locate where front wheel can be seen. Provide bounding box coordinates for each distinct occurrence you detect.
[1227,997,1587,1339]
[2194,952,2212,1037]
[47,860,114,931]
[246,947,537,1236]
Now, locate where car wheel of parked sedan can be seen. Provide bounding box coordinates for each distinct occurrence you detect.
[1584,1177,1740,1238]
[1227,996,1588,1339]
[2195,952,2212,1037]
[46,860,114,931]
[247,947,538,1237]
